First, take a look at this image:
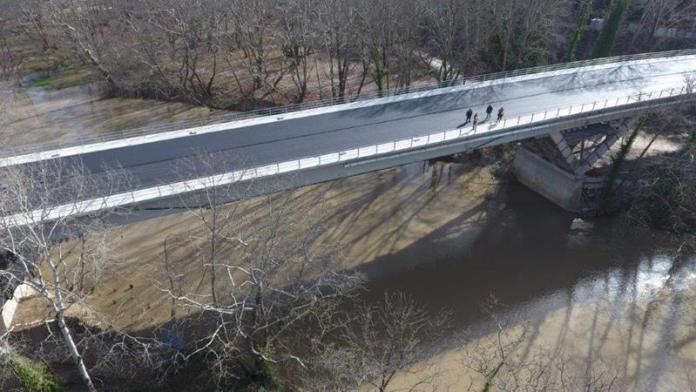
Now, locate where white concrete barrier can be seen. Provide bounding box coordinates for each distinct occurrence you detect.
[0,283,39,334]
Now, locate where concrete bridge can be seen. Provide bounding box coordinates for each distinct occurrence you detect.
[2,50,696,227]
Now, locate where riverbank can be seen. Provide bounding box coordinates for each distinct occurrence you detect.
[0,81,216,149]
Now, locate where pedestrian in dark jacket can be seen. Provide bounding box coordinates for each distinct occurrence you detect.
[465,108,473,124]
[485,104,493,121]
[497,107,505,122]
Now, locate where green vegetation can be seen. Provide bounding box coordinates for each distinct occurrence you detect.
[30,62,94,89]
[257,345,281,390]
[481,360,504,392]
[600,119,644,213]
[566,0,592,62]
[591,0,629,59]
[10,355,63,392]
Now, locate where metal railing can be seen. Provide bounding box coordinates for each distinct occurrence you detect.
[3,49,696,159]
[4,82,690,228]
[214,85,689,186]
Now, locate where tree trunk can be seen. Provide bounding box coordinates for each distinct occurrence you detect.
[56,314,95,391]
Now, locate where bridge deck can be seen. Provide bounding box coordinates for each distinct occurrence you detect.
[2,52,696,226]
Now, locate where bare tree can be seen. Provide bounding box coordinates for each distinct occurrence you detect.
[306,292,448,392]
[0,5,22,81]
[632,0,696,45]
[0,34,20,81]
[316,0,360,101]
[18,0,55,53]
[226,0,286,105]
[418,0,473,82]
[0,159,133,391]
[172,151,259,307]
[149,0,225,103]
[488,0,567,70]
[277,0,317,103]
[46,0,122,89]
[157,182,362,389]
[355,0,418,96]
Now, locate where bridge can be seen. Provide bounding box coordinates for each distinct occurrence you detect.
[2,50,696,228]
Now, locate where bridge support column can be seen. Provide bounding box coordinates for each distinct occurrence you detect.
[0,250,32,334]
[512,123,625,213]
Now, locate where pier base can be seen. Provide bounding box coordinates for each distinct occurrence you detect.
[512,123,625,213]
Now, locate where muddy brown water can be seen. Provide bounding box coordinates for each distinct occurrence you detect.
[360,182,696,391]
[361,181,684,325]
[0,81,214,150]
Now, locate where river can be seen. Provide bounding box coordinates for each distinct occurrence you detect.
[0,81,214,150]
[367,182,696,391]
[2,82,694,391]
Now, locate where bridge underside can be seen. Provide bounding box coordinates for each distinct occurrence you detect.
[512,122,626,212]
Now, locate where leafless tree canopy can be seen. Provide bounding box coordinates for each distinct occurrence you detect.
[305,292,449,392]
[3,0,694,108]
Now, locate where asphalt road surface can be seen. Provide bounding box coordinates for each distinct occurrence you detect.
[3,54,696,210]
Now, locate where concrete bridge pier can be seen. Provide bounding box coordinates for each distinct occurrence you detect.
[0,250,33,335]
[512,123,626,213]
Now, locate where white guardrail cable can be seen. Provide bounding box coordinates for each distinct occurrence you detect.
[2,84,690,228]
[1,49,696,159]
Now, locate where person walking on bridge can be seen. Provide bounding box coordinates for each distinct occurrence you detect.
[497,107,505,122]
[485,104,493,122]
[473,113,479,130]
[465,108,473,124]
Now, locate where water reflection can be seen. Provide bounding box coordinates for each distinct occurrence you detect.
[362,182,696,390]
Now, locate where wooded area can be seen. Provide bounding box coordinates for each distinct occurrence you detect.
[1,0,695,109]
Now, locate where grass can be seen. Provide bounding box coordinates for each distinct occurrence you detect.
[21,56,62,74]
[30,62,95,89]
[10,354,63,392]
